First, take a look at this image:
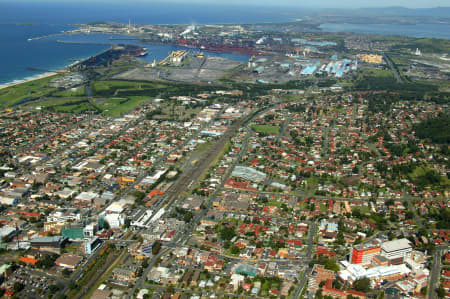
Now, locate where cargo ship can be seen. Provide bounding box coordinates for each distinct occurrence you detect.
[136,48,148,57]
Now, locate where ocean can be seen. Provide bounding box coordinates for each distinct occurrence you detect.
[0,2,301,86]
[1,2,449,86]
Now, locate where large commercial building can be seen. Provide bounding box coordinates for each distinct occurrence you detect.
[55,254,83,270]
[381,238,412,265]
[339,261,411,285]
[84,236,102,254]
[232,166,267,183]
[350,243,381,265]
[0,227,16,242]
[30,236,68,254]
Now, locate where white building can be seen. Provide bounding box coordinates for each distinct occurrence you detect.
[0,226,16,240]
[47,208,82,223]
[105,200,128,214]
[83,223,97,238]
[131,210,153,228]
[0,196,18,206]
[339,262,411,285]
[104,213,125,228]
[230,274,245,292]
[381,238,412,264]
[75,192,99,203]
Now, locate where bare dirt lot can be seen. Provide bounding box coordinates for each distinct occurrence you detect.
[115,56,241,84]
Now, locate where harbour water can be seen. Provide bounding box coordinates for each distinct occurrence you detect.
[319,23,450,39]
[0,28,252,87]
[0,2,295,86]
[1,2,450,86]
[0,23,107,87]
[55,34,251,64]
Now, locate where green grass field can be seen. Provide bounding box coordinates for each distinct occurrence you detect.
[268,198,282,207]
[91,80,166,96]
[1,76,209,117]
[359,205,370,214]
[53,102,97,114]
[52,86,86,97]
[28,95,152,117]
[298,202,309,210]
[362,69,395,78]
[0,74,59,107]
[26,97,83,108]
[250,125,280,134]
[97,96,153,117]
[26,97,98,114]
[92,80,143,92]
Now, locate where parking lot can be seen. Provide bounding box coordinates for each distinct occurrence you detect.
[2,265,60,298]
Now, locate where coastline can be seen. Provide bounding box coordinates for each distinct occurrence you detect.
[0,72,61,91]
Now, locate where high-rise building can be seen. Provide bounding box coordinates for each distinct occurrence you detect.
[350,243,381,265]
[381,238,412,265]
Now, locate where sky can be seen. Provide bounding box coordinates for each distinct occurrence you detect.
[2,0,449,9]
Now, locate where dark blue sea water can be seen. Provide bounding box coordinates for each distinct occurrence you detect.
[0,2,301,86]
[55,34,251,64]
[0,24,108,86]
[1,2,449,86]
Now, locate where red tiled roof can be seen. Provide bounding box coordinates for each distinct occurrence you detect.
[19,256,38,265]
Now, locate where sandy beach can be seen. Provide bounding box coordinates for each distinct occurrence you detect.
[0,72,60,91]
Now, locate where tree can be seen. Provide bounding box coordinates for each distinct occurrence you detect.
[13,282,24,293]
[389,213,399,223]
[388,228,397,238]
[335,231,345,246]
[353,277,371,293]
[405,211,414,220]
[166,284,174,294]
[133,191,145,202]
[36,254,58,270]
[62,268,71,277]
[352,209,361,219]
[183,211,193,222]
[332,279,342,289]
[230,245,240,255]
[103,220,110,230]
[152,241,161,255]
[142,258,149,268]
[324,259,340,272]
[436,286,446,298]
[315,289,323,299]
[220,226,236,241]
[49,285,60,294]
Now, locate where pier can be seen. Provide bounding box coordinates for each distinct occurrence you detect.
[56,40,113,46]
[26,66,65,73]
[27,32,65,41]
[109,37,138,41]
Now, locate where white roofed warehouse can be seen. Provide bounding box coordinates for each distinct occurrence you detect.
[381,238,412,265]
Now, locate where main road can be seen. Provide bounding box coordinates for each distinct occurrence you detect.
[383,53,403,84]
[427,245,448,299]
[127,99,289,297]
[292,222,317,299]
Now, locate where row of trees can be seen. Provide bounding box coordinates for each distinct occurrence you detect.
[414,113,450,145]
